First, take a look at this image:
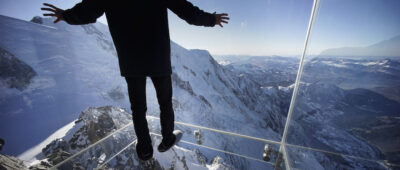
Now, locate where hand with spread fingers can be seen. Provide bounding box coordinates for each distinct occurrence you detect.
[41,3,65,23]
[213,12,230,27]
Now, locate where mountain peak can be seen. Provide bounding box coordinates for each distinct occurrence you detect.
[78,106,132,129]
[30,16,43,24]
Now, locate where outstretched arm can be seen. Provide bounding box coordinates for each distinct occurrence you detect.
[166,0,229,27]
[41,0,104,25]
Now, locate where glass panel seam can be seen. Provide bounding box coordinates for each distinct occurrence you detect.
[279,0,320,169]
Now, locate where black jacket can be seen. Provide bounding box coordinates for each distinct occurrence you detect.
[63,0,216,77]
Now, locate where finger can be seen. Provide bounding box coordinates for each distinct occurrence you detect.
[41,8,56,12]
[43,13,57,17]
[218,23,223,27]
[43,3,58,10]
[221,20,228,24]
[220,13,228,16]
[221,16,230,20]
[54,18,61,23]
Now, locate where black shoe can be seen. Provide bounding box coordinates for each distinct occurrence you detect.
[158,130,183,152]
[135,140,153,161]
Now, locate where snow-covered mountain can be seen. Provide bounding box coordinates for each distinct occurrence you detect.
[285,83,395,169]
[1,14,396,169]
[304,57,400,87]
[25,106,232,170]
[221,56,400,169]
[320,35,400,57]
[1,15,284,169]
[220,56,299,87]
[0,14,130,156]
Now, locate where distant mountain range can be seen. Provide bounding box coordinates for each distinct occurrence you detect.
[0,14,397,169]
[220,55,400,168]
[0,15,284,169]
[320,35,400,57]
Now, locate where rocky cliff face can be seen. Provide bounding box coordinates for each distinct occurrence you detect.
[28,106,231,170]
[1,15,281,169]
[0,154,27,170]
[0,46,37,90]
[2,14,396,169]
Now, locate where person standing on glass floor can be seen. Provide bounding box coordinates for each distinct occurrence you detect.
[41,0,229,161]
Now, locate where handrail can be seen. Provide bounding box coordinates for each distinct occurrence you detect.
[48,122,133,170]
[48,115,396,170]
[285,143,381,164]
[279,0,320,169]
[146,115,281,145]
[95,139,137,170]
[147,115,391,167]
[95,132,274,170]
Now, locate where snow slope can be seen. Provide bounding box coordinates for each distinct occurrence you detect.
[25,106,232,170]
[223,55,399,169]
[1,14,394,169]
[0,14,128,156]
[18,120,78,165]
[1,15,284,169]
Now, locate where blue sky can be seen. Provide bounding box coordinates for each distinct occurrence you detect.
[0,0,399,56]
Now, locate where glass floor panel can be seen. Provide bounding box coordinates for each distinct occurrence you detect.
[49,120,285,170]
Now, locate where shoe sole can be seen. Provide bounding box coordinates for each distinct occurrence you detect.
[158,130,183,152]
[173,130,183,146]
[134,140,153,161]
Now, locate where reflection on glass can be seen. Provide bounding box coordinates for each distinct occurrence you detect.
[148,116,283,169]
[285,145,386,170]
[2,0,398,169]
[25,106,135,169]
[285,0,400,169]
[45,116,283,170]
[1,0,313,169]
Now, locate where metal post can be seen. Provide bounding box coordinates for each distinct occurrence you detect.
[278,0,320,169]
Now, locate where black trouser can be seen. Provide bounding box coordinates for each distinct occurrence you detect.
[125,75,175,147]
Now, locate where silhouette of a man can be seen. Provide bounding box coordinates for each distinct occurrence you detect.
[41,0,229,161]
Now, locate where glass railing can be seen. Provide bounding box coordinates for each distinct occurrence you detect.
[49,123,135,170]
[49,118,284,170]
[48,113,398,169]
[283,0,400,169]
[1,0,399,169]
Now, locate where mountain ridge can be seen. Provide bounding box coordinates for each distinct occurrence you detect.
[320,35,400,57]
[1,15,284,169]
[0,14,395,169]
